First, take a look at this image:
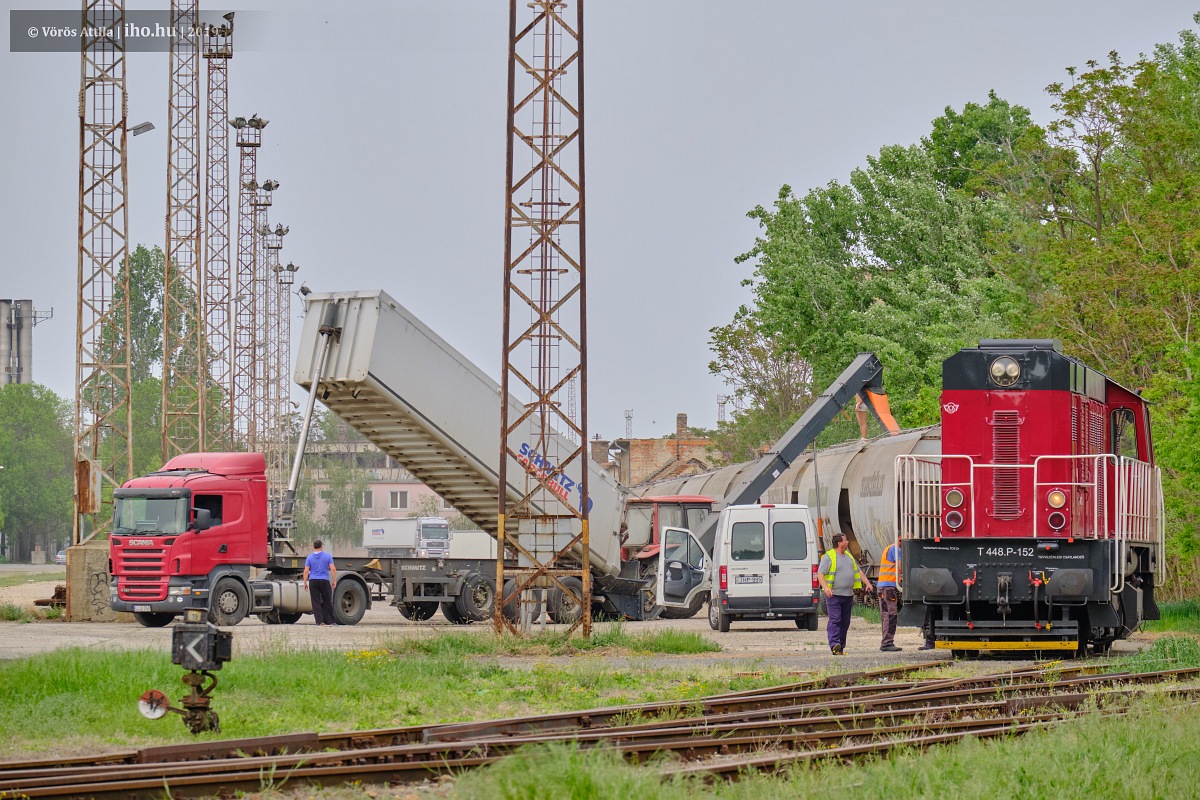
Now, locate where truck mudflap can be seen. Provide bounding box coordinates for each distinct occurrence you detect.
[933,619,1080,652]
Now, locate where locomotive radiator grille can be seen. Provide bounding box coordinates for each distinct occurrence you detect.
[991,410,1022,520]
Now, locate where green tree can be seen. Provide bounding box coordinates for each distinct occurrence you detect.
[0,385,74,561]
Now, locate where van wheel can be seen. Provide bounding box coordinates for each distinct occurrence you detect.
[332,580,368,625]
[717,607,731,633]
[441,601,471,624]
[133,611,175,628]
[455,573,495,622]
[708,599,720,630]
[797,613,819,632]
[208,578,249,626]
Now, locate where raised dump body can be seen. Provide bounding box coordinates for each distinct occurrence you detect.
[294,290,628,577]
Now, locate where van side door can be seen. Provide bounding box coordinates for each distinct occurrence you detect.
[768,512,814,612]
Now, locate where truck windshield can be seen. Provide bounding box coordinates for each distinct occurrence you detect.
[114,497,188,534]
[422,525,450,540]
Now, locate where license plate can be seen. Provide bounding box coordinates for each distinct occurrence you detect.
[734,575,763,584]
[133,605,151,612]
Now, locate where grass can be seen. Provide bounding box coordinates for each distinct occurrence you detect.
[0,601,64,623]
[0,571,63,589]
[388,623,719,658]
[852,603,881,624]
[448,696,1200,800]
[0,631,757,758]
[1143,600,1200,634]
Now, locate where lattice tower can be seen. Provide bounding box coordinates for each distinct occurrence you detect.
[259,223,288,510]
[162,0,205,461]
[75,0,133,542]
[230,116,266,449]
[201,14,234,450]
[250,181,277,457]
[496,0,590,637]
[272,260,299,514]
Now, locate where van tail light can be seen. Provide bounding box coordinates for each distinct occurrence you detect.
[719,565,728,591]
[811,564,819,589]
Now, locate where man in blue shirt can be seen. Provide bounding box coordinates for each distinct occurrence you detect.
[303,539,337,626]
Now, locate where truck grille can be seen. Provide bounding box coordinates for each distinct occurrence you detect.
[115,546,169,601]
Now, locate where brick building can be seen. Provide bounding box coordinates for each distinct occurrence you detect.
[591,413,718,486]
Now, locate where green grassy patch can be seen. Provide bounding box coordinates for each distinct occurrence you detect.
[0,601,32,622]
[0,571,63,589]
[388,623,719,658]
[0,635,754,758]
[852,603,881,624]
[1143,600,1200,634]
[452,697,1200,799]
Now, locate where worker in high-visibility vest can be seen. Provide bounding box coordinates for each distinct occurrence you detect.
[877,541,901,652]
[817,533,873,655]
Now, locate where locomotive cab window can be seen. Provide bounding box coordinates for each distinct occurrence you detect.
[1111,408,1139,461]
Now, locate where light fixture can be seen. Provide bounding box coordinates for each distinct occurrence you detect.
[945,488,964,508]
[945,510,964,530]
[229,116,248,129]
[130,121,155,136]
[1047,511,1067,531]
[1047,490,1067,509]
[989,356,1021,388]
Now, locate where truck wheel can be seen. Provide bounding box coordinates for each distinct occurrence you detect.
[332,580,368,625]
[455,573,496,622]
[398,601,437,621]
[208,578,249,626]
[441,601,470,624]
[133,611,176,628]
[547,577,584,625]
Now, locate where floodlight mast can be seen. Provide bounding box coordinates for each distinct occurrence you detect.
[231,116,267,450]
[496,0,591,638]
[75,0,133,547]
[202,12,234,450]
[162,0,206,461]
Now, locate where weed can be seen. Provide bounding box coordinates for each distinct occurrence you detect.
[40,607,64,620]
[0,602,32,622]
[1143,600,1200,633]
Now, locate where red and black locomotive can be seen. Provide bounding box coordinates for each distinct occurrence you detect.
[898,339,1163,655]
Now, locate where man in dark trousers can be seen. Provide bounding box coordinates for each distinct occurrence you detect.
[816,533,873,655]
[303,539,337,626]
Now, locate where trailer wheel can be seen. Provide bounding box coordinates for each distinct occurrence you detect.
[500,580,545,623]
[548,577,584,625]
[441,601,470,624]
[331,580,368,625]
[261,611,302,625]
[455,573,496,622]
[398,601,437,621]
[133,611,176,628]
[208,578,249,626]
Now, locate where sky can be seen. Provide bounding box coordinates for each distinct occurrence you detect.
[1,0,1197,442]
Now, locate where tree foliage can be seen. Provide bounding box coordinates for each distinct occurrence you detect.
[0,385,73,561]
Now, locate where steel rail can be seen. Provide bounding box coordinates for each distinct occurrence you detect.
[7,679,1194,798]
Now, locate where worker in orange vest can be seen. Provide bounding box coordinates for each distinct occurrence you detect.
[877,541,901,651]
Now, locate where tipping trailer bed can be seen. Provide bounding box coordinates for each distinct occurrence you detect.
[294,290,628,577]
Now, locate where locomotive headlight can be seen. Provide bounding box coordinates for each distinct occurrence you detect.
[945,510,964,530]
[1047,511,1068,531]
[1047,489,1067,509]
[945,489,964,508]
[989,356,1021,387]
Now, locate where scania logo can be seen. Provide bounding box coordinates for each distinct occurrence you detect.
[943,402,960,414]
[128,539,154,546]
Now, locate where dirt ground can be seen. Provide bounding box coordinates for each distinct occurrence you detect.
[0,572,1149,671]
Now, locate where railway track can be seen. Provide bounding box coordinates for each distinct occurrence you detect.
[2,662,1194,798]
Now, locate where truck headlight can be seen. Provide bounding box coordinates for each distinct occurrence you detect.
[168,586,192,596]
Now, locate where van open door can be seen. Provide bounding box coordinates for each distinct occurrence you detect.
[656,526,711,611]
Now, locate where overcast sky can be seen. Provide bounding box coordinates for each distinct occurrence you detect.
[2,1,1197,441]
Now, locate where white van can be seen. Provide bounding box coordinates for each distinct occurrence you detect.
[702,504,820,632]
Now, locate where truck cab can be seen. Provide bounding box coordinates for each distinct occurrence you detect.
[109,453,268,627]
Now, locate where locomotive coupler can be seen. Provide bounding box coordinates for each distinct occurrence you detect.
[996,573,1012,620]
